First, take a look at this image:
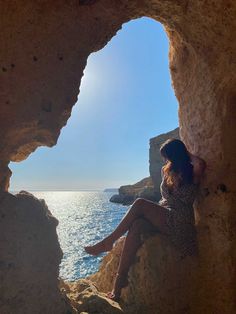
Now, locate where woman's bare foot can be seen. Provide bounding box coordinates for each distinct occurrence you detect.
[106,273,128,301]
[84,239,113,256]
[106,291,119,302]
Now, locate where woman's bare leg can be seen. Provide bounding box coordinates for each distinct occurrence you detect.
[85,198,168,255]
[107,218,157,300]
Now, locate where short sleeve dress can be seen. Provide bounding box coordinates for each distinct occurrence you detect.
[158,175,199,257]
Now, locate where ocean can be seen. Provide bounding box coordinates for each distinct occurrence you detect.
[31,191,128,281]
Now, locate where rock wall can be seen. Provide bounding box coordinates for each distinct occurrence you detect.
[110,176,156,205]
[89,235,198,314]
[0,0,236,313]
[0,191,72,314]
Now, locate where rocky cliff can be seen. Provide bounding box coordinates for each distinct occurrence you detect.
[110,176,156,205]
[0,0,236,313]
[110,128,179,205]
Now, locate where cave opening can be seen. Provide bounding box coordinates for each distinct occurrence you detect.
[9,17,178,280]
[1,1,235,312]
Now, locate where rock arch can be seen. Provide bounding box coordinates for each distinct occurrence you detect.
[0,1,236,313]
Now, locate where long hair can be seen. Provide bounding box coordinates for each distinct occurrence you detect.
[160,139,193,189]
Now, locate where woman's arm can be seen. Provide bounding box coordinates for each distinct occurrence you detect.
[188,152,206,183]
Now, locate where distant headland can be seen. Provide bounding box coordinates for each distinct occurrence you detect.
[103,188,119,192]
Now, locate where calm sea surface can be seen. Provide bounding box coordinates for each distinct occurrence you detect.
[31,191,128,281]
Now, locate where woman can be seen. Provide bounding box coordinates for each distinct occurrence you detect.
[85,139,206,300]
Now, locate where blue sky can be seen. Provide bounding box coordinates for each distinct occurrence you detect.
[10,17,178,191]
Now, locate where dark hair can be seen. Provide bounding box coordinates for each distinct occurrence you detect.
[160,138,193,188]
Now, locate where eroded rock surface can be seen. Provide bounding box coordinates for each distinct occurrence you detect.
[0,0,236,313]
[110,177,155,205]
[0,191,72,314]
[89,235,198,314]
[60,279,123,314]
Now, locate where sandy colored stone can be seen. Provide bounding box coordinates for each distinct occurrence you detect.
[89,238,125,292]
[110,177,155,205]
[89,235,198,314]
[61,279,124,314]
[0,191,73,314]
[0,162,11,191]
[0,1,235,313]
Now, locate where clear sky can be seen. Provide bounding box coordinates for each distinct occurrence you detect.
[10,17,178,191]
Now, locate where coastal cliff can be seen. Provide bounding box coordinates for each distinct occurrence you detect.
[110,128,179,205]
[110,176,155,205]
[0,0,236,313]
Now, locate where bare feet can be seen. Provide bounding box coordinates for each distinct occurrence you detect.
[106,273,128,301]
[84,239,113,256]
[106,291,119,302]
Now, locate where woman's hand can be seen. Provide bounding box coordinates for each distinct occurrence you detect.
[188,151,206,183]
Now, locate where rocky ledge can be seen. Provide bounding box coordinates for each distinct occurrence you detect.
[0,191,72,314]
[60,279,123,314]
[62,233,197,314]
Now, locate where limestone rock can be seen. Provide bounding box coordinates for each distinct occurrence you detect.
[110,177,156,205]
[89,235,198,314]
[109,193,134,205]
[0,191,73,314]
[89,238,125,292]
[0,1,236,313]
[0,162,11,191]
[60,279,124,314]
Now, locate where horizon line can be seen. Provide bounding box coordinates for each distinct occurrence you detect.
[9,188,119,192]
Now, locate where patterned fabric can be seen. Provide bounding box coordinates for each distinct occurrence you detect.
[159,176,199,257]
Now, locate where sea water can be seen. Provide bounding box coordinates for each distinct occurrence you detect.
[32,191,128,281]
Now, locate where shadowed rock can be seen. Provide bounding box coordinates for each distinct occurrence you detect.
[0,0,236,313]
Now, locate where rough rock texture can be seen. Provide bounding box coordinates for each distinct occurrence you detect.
[110,177,156,205]
[88,238,126,291]
[0,0,236,313]
[0,191,72,314]
[89,235,198,314]
[0,162,12,191]
[150,128,179,197]
[60,279,123,314]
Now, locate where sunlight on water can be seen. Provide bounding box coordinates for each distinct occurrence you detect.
[32,191,128,281]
